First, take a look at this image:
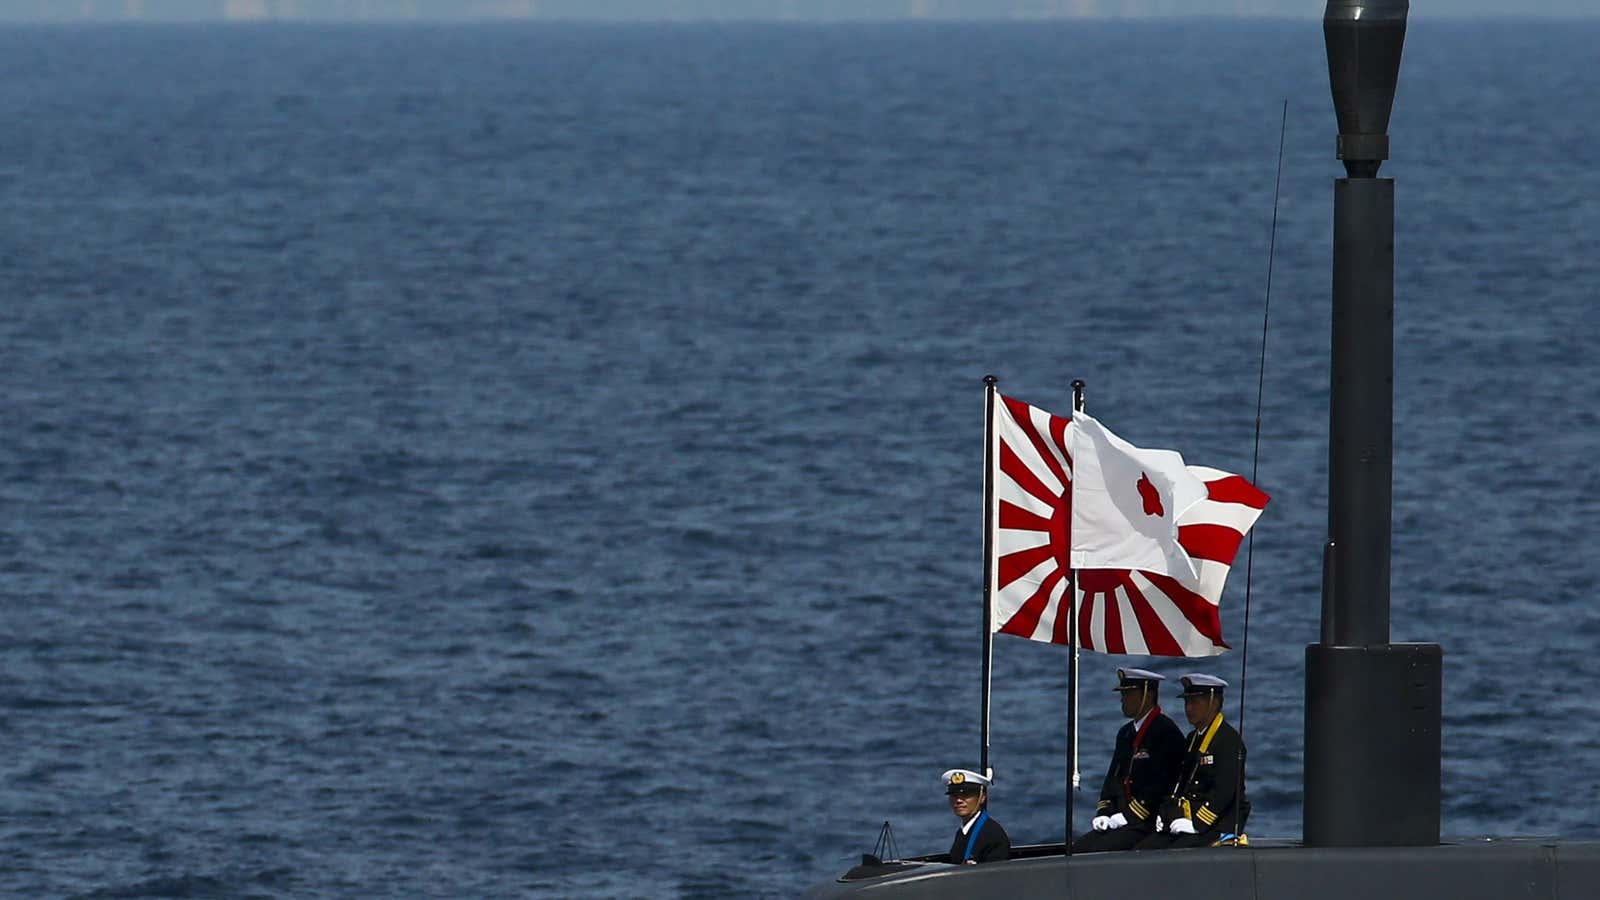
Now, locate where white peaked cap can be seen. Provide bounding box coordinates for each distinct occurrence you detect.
[1115,667,1165,688]
[941,769,993,789]
[1178,673,1229,695]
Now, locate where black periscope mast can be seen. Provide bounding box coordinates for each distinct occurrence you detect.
[804,2,1600,897]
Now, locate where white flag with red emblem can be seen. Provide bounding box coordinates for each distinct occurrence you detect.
[1066,410,1208,586]
[989,394,1270,657]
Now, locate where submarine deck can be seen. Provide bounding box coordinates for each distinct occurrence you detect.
[805,837,1600,898]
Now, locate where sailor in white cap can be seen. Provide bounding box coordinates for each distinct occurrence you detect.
[1073,668,1186,853]
[1135,673,1249,850]
[941,768,1010,864]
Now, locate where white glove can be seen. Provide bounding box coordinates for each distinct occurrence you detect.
[1091,815,1112,831]
[1155,815,1165,832]
[1169,817,1197,835]
[1107,813,1128,830]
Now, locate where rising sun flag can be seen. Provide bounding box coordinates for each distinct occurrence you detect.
[988,392,1270,658]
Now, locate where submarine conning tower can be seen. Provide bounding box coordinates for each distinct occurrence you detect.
[1305,0,1443,849]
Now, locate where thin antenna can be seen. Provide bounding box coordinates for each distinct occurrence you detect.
[1234,98,1288,840]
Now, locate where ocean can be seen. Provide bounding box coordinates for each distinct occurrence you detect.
[1,17,1597,899]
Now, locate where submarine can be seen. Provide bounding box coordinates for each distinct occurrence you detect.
[804,1,1600,897]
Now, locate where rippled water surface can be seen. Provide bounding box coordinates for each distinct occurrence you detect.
[1,18,1598,899]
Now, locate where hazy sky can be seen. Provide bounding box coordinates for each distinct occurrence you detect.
[0,0,1594,21]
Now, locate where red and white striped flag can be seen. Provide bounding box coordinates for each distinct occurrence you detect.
[989,393,1270,657]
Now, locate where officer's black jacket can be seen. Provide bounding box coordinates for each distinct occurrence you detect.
[1162,714,1247,833]
[946,812,1010,864]
[1093,708,1185,827]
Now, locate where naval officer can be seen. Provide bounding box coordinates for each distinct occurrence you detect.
[1136,673,1248,849]
[942,768,1010,864]
[1073,668,1185,852]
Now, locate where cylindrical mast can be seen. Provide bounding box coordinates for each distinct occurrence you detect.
[1305,0,1443,849]
[1322,0,1405,646]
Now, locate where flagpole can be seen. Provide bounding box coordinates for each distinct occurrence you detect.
[1065,378,1085,854]
[981,375,998,780]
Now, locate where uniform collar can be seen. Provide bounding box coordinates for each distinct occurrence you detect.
[960,809,985,834]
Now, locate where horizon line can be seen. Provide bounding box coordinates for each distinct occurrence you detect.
[1,12,1595,23]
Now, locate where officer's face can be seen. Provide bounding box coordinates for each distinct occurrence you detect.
[1119,685,1148,719]
[948,788,984,820]
[1183,693,1219,726]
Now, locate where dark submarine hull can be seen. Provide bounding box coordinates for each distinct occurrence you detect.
[804,839,1600,898]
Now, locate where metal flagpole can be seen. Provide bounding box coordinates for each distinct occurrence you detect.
[981,375,998,780]
[1064,378,1085,853]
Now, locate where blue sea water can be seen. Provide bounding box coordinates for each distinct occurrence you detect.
[1,17,1597,899]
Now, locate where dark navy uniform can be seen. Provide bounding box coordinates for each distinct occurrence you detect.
[1075,668,1185,852]
[941,768,1011,864]
[946,811,1011,865]
[1137,674,1249,850]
